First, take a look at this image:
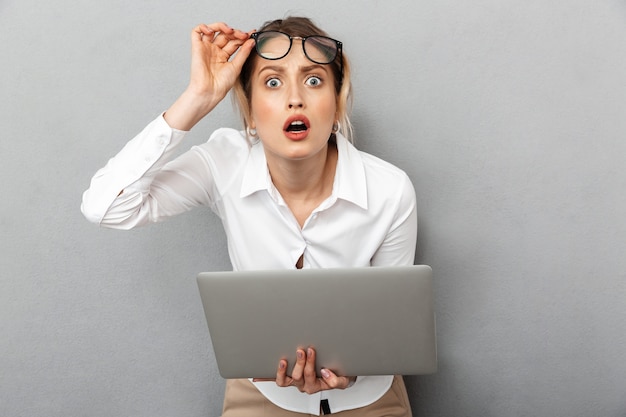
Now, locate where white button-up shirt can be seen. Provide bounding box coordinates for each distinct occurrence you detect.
[81,114,418,414]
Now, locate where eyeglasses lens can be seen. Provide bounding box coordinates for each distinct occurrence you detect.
[303,37,338,64]
[255,32,338,64]
[256,33,292,60]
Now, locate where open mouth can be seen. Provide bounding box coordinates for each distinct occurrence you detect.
[286,120,308,132]
[283,116,311,140]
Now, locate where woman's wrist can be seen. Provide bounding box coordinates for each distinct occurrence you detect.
[164,87,223,131]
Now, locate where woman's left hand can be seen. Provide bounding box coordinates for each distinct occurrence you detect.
[272,347,356,394]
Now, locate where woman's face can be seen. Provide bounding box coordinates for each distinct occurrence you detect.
[248,39,338,162]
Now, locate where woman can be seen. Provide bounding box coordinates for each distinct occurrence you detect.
[82,16,416,417]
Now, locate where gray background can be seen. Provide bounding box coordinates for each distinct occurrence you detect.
[2,0,625,416]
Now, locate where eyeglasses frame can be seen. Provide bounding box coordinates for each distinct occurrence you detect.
[250,31,343,78]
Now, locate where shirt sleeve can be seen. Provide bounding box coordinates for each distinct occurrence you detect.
[80,114,215,229]
[370,172,418,266]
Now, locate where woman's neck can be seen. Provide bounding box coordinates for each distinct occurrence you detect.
[266,142,338,227]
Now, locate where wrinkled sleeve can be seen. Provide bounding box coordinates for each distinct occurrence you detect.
[80,114,215,229]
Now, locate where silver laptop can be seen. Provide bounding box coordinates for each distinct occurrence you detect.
[196,265,436,379]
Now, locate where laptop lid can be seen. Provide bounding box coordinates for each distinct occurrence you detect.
[196,265,436,379]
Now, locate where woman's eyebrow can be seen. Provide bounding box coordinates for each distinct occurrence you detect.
[257,64,329,75]
[258,65,285,75]
[300,64,328,73]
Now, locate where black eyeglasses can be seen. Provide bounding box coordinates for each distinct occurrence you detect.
[250,31,343,74]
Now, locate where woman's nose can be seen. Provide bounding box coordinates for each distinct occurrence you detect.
[287,84,305,109]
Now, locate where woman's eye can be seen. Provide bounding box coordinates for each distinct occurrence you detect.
[305,76,322,87]
[265,78,282,88]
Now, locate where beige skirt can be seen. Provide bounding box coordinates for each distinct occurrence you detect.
[221,375,412,417]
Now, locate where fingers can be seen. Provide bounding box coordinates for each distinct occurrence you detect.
[290,348,306,382]
[302,348,318,390]
[274,358,291,387]
[193,23,216,41]
[229,36,256,69]
[203,22,242,37]
[275,349,306,389]
[193,22,233,40]
[272,348,355,393]
[319,368,355,389]
[193,22,249,46]
[221,36,252,58]
[191,23,254,71]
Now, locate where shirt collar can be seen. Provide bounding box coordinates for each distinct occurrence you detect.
[333,133,368,209]
[240,133,368,210]
[240,139,272,198]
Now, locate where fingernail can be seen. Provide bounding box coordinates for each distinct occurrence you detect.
[297,350,304,360]
[321,369,330,379]
[279,361,285,369]
[307,348,314,356]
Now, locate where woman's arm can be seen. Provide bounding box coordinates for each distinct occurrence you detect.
[81,23,255,228]
[371,173,418,266]
[164,23,254,131]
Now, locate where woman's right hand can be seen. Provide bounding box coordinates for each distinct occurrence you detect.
[253,347,356,394]
[188,22,254,103]
[164,22,255,131]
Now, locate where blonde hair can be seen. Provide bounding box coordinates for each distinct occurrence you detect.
[232,16,354,142]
